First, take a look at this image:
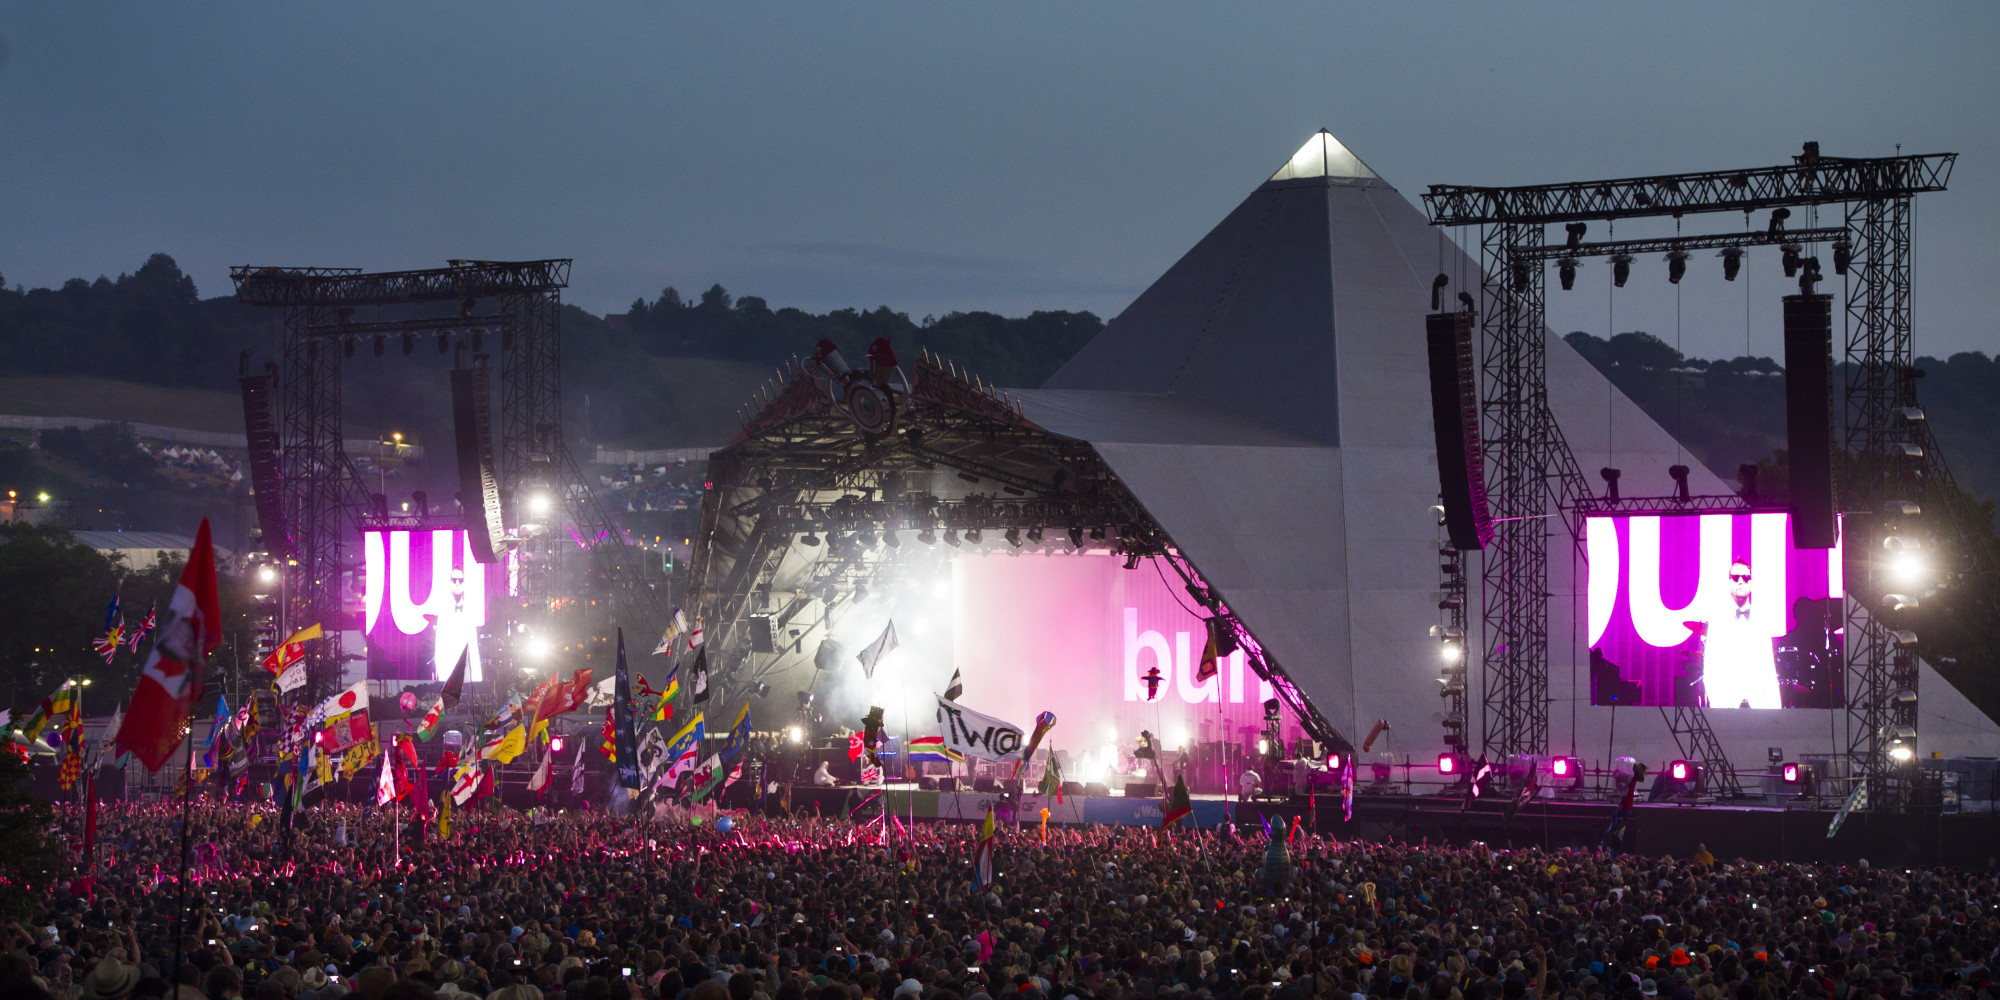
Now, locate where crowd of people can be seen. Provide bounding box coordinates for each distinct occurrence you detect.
[6,799,1998,1000]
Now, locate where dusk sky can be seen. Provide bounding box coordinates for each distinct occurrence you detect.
[4,4,1997,363]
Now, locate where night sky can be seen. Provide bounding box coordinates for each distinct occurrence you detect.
[4,4,1996,362]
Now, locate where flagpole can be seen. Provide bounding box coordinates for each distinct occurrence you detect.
[169,705,198,989]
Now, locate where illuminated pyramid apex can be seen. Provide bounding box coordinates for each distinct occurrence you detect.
[1268,129,1378,181]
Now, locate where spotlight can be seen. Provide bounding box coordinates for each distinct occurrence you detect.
[1719,247,1742,282]
[1780,762,1801,784]
[1026,526,1043,544]
[1510,259,1532,293]
[1665,250,1688,284]
[1257,738,1270,755]
[528,493,553,517]
[1564,222,1587,248]
[1889,745,1914,763]
[1599,467,1621,503]
[799,532,821,546]
[857,530,877,547]
[942,529,960,547]
[1557,256,1577,291]
[1437,753,1459,776]
[1067,526,1085,548]
[918,528,936,545]
[1004,527,1021,547]
[258,565,279,585]
[550,734,566,753]
[373,335,387,358]
[1326,753,1343,771]
[1832,238,1852,276]
[1089,527,1106,542]
[1611,254,1632,288]
[402,333,416,356]
[882,530,900,548]
[964,528,982,545]
[1263,698,1281,722]
[1781,243,1801,278]
[1550,756,1578,780]
[787,726,803,744]
[1668,464,1691,502]
[1669,759,1693,782]
[524,635,552,660]
[1440,640,1462,663]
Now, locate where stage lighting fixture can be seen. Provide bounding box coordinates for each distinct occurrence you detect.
[373,335,387,357]
[1666,250,1688,284]
[1089,527,1106,542]
[1004,527,1022,547]
[1719,247,1742,282]
[964,528,982,545]
[402,333,416,356]
[527,492,552,518]
[258,565,279,585]
[1440,640,1462,663]
[1564,222,1587,248]
[550,734,566,753]
[1257,738,1270,755]
[343,337,356,359]
[787,726,803,744]
[858,529,877,547]
[1437,753,1459,775]
[882,530,900,548]
[799,532,821,546]
[1768,207,1790,234]
[1668,464,1691,502]
[942,529,960,547]
[1832,238,1852,275]
[524,635,552,660]
[753,682,771,698]
[1327,753,1343,771]
[1068,526,1085,548]
[1263,698,1282,722]
[1669,760,1693,782]
[1611,254,1632,288]
[1510,259,1532,293]
[1781,243,1802,277]
[1557,256,1577,291]
[1599,467,1622,502]
[1550,756,1579,781]
[1780,762,1801,783]
[1026,526,1043,544]
[1889,744,1914,763]
[917,528,935,545]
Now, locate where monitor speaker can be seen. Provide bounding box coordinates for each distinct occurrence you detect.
[1426,311,1492,550]
[1083,782,1111,798]
[1784,294,1837,549]
[1060,781,1084,797]
[936,776,958,792]
[973,777,999,793]
[450,366,504,563]
[1123,781,1159,799]
[239,373,291,556]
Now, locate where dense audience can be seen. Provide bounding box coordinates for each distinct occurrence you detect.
[6,799,1997,1000]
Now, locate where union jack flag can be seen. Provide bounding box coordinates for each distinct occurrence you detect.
[126,603,157,652]
[93,624,124,664]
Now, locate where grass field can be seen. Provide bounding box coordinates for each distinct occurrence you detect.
[0,376,244,433]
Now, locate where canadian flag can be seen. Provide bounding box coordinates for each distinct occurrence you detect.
[114,519,221,771]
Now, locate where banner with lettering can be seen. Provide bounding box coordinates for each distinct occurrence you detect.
[934,696,1026,763]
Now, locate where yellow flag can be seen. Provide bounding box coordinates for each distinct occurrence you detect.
[437,792,452,839]
[485,725,527,764]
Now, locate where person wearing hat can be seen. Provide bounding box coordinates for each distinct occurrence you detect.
[1639,980,1658,997]
[82,955,140,1000]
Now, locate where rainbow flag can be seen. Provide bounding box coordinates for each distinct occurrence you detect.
[908,735,962,763]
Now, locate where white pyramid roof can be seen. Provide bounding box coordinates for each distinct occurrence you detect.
[1269,129,1378,182]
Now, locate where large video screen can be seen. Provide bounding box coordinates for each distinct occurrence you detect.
[362,528,487,683]
[1586,512,1842,709]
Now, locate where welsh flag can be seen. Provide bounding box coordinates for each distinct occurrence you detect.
[114,519,222,771]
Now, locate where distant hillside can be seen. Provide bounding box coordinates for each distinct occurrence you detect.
[0,376,244,434]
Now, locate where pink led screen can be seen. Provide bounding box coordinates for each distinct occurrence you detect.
[1585,512,1843,709]
[362,528,487,683]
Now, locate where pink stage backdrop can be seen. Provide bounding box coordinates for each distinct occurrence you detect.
[949,552,1287,778]
[362,527,488,683]
[1585,512,1843,709]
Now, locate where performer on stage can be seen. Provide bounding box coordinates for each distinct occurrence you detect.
[1696,559,1782,709]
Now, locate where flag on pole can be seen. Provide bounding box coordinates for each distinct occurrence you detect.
[651,664,680,722]
[1828,779,1869,838]
[613,630,640,789]
[943,668,963,702]
[688,753,726,801]
[1161,773,1192,829]
[1341,757,1355,822]
[908,735,961,763]
[376,741,400,805]
[1011,711,1057,779]
[93,624,125,665]
[126,602,156,652]
[972,806,997,889]
[720,702,751,762]
[1195,629,1220,684]
[417,647,469,741]
[661,715,704,786]
[569,738,588,797]
[857,621,898,679]
[482,725,528,765]
[653,608,691,656]
[686,617,704,651]
[115,518,222,771]
[261,623,323,679]
[689,647,710,703]
[527,742,554,797]
[201,695,230,769]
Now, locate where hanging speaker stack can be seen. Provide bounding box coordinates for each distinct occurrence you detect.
[451,365,505,563]
[1783,294,1837,549]
[1426,310,1493,550]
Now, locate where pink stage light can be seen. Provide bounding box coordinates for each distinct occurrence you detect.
[1326,753,1343,771]
[1551,756,1573,778]
[1670,759,1693,782]
[1781,762,1801,783]
[1437,753,1459,775]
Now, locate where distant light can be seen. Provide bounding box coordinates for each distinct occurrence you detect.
[529,494,553,517]
[1326,753,1343,771]
[550,735,566,753]
[1780,762,1801,783]
[37,492,50,503]
[1890,550,1925,585]
[1441,640,1462,663]
[1670,760,1692,782]
[524,636,553,660]
[1888,745,1914,763]
[392,432,403,443]
[258,565,278,584]
[1551,756,1574,778]
[1437,753,1458,775]
[787,726,803,744]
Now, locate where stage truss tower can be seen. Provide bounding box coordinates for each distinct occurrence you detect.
[1425,144,1959,797]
